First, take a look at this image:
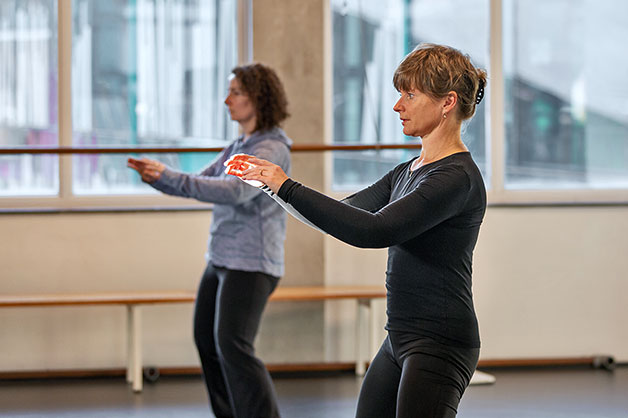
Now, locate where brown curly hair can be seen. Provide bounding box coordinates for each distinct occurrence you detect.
[393,43,487,121]
[231,63,290,132]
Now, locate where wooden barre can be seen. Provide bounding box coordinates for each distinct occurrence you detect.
[0,291,194,307]
[0,286,386,307]
[0,143,421,155]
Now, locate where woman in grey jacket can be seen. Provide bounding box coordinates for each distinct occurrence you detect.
[127,63,291,418]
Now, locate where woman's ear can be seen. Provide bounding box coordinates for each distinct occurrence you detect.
[443,91,458,113]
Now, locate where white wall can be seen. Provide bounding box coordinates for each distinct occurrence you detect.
[0,211,327,371]
[2,205,627,373]
[1,211,207,371]
[473,206,628,361]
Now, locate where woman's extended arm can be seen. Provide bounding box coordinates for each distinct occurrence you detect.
[128,141,287,205]
[256,185,326,234]
[231,156,470,248]
[276,168,468,248]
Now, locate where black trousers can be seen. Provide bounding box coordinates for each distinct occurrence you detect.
[355,332,480,418]
[193,264,280,418]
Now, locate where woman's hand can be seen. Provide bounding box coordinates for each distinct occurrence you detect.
[127,157,166,183]
[224,154,289,194]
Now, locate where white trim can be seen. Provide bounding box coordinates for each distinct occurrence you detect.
[487,188,628,206]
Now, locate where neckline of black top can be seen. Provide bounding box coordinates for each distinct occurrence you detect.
[409,151,470,173]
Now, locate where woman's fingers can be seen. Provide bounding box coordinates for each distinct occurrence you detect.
[224,153,250,165]
[224,158,255,177]
[223,154,270,167]
[224,155,279,179]
[127,157,153,170]
[127,157,144,171]
[223,153,288,192]
[224,154,272,170]
[240,156,271,167]
[224,164,246,177]
[127,157,163,183]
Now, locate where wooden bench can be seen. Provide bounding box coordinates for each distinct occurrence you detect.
[0,286,386,392]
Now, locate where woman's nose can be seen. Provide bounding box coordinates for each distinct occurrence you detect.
[393,98,403,112]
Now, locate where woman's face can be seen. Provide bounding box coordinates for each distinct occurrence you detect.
[393,88,444,138]
[224,77,256,126]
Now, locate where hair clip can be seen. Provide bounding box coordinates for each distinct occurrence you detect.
[475,80,485,105]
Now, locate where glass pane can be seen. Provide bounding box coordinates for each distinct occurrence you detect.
[331,0,489,190]
[333,149,418,190]
[504,0,628,189]
[0,0,59,196]
[71,0,237,195]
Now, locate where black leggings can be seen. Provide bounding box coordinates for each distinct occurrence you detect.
[355,332,479,418]
[193,264,280,418]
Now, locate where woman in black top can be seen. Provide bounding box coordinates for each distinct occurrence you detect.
[227,44,487,418]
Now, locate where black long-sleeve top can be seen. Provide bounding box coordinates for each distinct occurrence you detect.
[277,152,486,347]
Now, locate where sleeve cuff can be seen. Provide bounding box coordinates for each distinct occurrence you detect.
[277,178,299,202]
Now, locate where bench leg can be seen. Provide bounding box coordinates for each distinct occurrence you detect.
[126,305,143,393]
[355,299,371,376]
[126,305,133,384]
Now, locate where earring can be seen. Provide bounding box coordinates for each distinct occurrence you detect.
[443,113,447,119]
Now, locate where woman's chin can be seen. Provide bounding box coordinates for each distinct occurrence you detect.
[402,127,417,137]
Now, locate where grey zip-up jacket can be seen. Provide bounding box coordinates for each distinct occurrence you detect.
[152,127,292,277]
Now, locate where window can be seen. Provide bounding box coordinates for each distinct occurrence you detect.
[503,0,628,189]
[0,0,238,203]
[331,0,628,201]
[331,0,489,190]
[0,0,59,196]
[72,0,238,195]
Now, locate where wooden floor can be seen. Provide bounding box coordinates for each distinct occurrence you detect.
[0,366,626,417]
